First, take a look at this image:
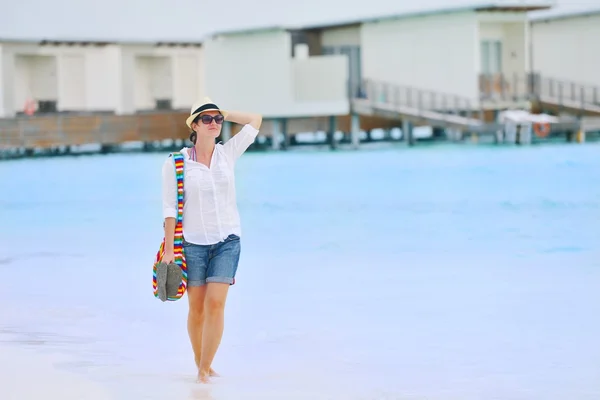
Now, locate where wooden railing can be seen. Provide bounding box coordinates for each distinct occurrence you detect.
[534,75,600,106]
[479,72,600,108]
[356,79,479,115]
[479,73,535,102]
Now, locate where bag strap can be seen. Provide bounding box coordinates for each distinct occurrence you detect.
[171,152,185,226]
[173,153,185,222]
[161,151,185,231]
[156,151,188,301]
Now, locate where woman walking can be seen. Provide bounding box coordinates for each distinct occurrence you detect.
[160,98,262,383]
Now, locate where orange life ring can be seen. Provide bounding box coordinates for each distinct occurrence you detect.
[533,122,551,138]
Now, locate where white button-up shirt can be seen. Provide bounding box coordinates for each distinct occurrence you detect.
[162,124,259,245]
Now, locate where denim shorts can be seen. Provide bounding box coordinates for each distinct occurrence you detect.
[183,234,241,286]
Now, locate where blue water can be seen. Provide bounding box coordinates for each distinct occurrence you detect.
[1,142,599,399]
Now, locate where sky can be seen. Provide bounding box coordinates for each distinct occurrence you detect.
[0,0,599,42]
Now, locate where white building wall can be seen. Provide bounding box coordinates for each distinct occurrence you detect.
[478,12,530,72]
[0,46,3,118]
[361,12,480,102]
[478,12,530,98]
[204,30,293,116]
[173,52,204,110]
[291,54,349,114]
[503,23,528,80]
[86,45,121,112]
[9,54,53,110]
[118,47,136,114]
[292,55,347,101]
[531,13,600,88]
[11,54,58,111]
[0,42,121,116]
[321,25,361,47]
[132,55,172,110]
[12,55,30,112]
[0,42,204,117]
[133,56,152,110]
[204,29,349,118]
[119,44,203,114]
[31,56,57,101]
[58,54,85,110]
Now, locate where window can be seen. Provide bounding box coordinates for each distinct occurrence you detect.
[37,100,57,113]
[155,99,172,110]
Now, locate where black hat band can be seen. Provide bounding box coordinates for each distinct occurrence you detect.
[192,103,220,115]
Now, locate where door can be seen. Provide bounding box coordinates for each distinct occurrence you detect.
[322,45,362,98]
[480,40,503,97]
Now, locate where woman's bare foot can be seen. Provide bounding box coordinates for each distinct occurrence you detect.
[197,369,211,384]
[195,358,219,378]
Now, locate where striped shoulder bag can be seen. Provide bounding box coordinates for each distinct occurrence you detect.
[152,152,188,301]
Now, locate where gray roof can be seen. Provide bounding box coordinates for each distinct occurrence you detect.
[529,5,600,21]
[0,37,204,46]
[0,0,565,43]
[209,25,288,38]
[210,1,553,37]
[300,1,554,30]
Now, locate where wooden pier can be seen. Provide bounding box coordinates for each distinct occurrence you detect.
[0,112,191,152]
[0,110,589,160]
[1,76,596,160]
[0,111,409,159]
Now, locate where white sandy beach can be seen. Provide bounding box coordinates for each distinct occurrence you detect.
[1,146,599,399]
[0,345,113,400]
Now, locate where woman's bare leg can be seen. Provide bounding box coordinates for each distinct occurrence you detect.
[198,282,230,383]
[186,286,214,372]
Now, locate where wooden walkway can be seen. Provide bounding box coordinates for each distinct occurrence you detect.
[352,98,484,131]
[351,79,491,136]
[538,96,600,116]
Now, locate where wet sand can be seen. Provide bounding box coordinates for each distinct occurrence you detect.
[0,344,113,400]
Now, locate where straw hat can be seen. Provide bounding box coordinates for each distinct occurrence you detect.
[185,97,228,129]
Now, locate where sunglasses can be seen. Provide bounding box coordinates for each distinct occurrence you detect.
[196,114,225,125]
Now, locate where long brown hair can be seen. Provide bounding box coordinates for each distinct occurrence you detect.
[189,114,200,144]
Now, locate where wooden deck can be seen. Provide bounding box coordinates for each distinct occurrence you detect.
[0,111,408,152]
[0,112,191,150]
[1,93,592,157]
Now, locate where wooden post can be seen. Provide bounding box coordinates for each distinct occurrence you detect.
[350,113,360,149]
[384,128,392,141]
[282,118,290,149]
[272,119,281,150]
[403,119,414,146]
[577,119,587,144]
[221,121,231,142]
[504,121,517,144]
[520,122,532,145]
[328,115,337,150]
